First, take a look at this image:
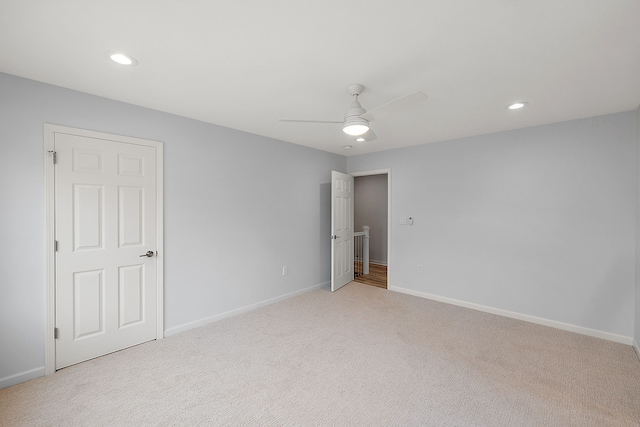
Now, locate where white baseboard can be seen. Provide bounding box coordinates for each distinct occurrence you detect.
[634,341,640,362]
[389,286,634,346]
[369,260,387,266]
[0,366,45,390]
[165,281,329,337]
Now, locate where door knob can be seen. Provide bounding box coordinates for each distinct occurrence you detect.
[139,251,154,258]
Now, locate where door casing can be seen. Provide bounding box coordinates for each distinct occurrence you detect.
[44,124,164,375]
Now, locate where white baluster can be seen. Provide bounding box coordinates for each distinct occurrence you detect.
[362,226,370,275]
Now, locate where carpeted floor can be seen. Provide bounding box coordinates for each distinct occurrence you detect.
[1,282,639,426]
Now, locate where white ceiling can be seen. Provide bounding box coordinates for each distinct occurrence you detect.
[1,0,639,156]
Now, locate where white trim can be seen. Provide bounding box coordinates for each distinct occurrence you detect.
[351,168,390,177]
[634,341,640,362]
[350,168,391,288]
[389,285,634,345]
[155,143,165,340]
[44,124,164,376]
[0,366,45,390]
[44,129,55,376]
[369,260,388,266]
[165,281,329,337]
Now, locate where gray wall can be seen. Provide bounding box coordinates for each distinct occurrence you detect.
[354,175,388,264]
[348,112,637,338]
[0,72,345,388]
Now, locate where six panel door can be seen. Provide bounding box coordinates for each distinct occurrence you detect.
[55,132,158,369]
[331,171,354,291]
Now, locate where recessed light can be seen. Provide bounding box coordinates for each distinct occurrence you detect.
[343,145,353,150]
[507,102,528,110]
[108,52,138,66]
[356,138,365,142]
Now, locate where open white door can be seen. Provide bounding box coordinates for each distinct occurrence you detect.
[331,171,354,291]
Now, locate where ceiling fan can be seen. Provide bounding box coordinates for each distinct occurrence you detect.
[280,84,428,142]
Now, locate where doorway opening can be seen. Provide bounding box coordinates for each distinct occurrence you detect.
[352,170,390,289]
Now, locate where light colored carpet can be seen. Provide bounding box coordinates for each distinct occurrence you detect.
[1,282,639,426]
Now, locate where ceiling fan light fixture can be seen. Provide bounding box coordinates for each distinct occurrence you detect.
[343,117,369,136]
[343,124,369,136]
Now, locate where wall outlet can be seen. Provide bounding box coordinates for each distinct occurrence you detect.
[282,266,288,276]
[418,264,424,274]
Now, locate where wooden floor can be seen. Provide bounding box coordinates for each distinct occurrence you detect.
[353,262,387,289]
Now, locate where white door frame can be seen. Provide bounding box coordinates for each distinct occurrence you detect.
[44,124,164,376]
[351,168,391,288]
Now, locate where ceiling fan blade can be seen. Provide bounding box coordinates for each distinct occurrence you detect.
[279,119,343,124]
[361,129,377,142]
[361,91,428,122]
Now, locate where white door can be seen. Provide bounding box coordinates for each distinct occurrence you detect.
[331,171,354,291]
[54,131,159,369]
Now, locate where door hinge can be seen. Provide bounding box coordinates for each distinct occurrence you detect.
[48,150,57,164]
[54,240,58,251]
[54,328,59,339]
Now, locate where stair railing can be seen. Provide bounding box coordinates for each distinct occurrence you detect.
[353,226,370,277]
